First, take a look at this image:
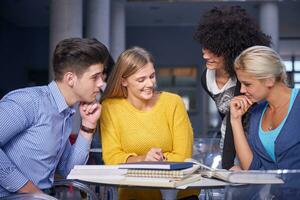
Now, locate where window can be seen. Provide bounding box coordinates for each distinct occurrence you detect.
[283,57,300,88]
[156,67,198,112]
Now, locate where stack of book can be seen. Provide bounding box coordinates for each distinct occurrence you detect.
[67,159,284,187]
[120,161,201,187]
[67,161,201,188]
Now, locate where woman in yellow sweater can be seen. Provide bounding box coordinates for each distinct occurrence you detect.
[100,47,198,200]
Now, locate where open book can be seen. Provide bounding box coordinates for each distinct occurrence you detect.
[186,158,284,184]
[67,165,201,188]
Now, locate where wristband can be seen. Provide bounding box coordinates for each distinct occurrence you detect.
[80,124,96,134]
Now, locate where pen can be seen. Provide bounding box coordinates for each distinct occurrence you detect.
[163,155,167,161]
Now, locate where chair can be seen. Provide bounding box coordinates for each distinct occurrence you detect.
[193,138,222,168]
[1,180,98,200]
[224,170,300,200]
[193,137,224,200]
[52,179,98,200]
[1,193,58,200]
[88,148,103,165]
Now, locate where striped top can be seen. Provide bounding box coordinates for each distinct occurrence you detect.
[0,81,91,197]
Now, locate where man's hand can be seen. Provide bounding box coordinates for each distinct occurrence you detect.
[18,181,42,194]
[79,102,101,130]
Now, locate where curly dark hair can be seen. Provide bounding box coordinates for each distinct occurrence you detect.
[194,6,271,77]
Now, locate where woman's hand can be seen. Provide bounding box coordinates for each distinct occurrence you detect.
[230,95,253,121]
[229,165,242,171]
[126,148,166,163]
[144,148,165,161]
[230,95,254,170]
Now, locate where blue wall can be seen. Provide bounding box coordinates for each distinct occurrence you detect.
[127,26,201,66]
[0,22,49,97]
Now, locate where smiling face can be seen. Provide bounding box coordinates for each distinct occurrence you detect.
[236,69,271,102]
[122,62,156,103]
[202,48,225,70]
[73,63,104,103]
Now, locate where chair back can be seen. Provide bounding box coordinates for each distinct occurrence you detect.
[193,138,222,168]
[1,193,58,200]
[53,179,98,200]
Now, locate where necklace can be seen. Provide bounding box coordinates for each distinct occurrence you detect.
[266,99,290,131]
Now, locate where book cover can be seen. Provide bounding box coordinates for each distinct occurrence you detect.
[126,163,200,179]
[119,161,194,170]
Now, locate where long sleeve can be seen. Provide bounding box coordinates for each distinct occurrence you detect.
[57,133,91,177]
[222,81,241,169]
[100,101,137,165]
[245,104,264,170]
[0,92,35,192]
[247,110,262,170]
[164,97,193,161]
[248,132,262,170]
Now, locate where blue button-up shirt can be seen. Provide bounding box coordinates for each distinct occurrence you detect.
[0,81,91,197]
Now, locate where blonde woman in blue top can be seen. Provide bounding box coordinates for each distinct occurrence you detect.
[230,45,300,170]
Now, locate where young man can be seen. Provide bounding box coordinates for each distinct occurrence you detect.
[0,38,108,197]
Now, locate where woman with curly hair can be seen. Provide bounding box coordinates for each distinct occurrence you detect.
[194,6,271,170]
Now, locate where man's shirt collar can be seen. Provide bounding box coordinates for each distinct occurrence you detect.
[48,81,71,113]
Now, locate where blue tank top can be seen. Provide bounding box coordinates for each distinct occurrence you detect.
[259,88,299,161]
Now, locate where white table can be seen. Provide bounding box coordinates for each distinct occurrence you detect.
[73,176,229,200]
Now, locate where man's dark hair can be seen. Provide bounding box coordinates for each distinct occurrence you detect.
[194,6,271,77]
[53,38,109,81]
[103,54,115,81]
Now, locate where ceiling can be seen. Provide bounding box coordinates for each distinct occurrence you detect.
[1,0,300,56]
[126,1,260,26]
[1,0,299,28]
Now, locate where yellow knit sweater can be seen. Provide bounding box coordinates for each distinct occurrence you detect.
[100,92,196,200]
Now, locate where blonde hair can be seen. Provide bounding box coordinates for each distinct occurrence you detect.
[234,45,287,83]
[101,47,155,101]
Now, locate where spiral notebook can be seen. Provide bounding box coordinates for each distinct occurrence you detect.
[125,163,200,179]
